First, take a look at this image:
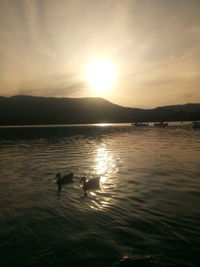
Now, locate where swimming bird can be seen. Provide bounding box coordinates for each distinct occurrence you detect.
[55,172,74,191]
[80,176,100,197]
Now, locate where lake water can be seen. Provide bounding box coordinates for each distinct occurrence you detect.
[0,124,200,267]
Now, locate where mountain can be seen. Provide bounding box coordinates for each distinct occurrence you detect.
[0,95,199,125]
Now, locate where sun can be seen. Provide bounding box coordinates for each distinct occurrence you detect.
[85,59,117,95]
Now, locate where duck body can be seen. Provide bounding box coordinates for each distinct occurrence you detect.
[55,172,74,191]
[80,177,100,196]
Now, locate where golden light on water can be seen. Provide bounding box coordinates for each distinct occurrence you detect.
[85,59,117,95]
[95,146,118,179]
[88,144,119,211]
[89,197,112,211]
[94,123,113,127]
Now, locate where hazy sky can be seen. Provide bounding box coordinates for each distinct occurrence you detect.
[0,0,200,108]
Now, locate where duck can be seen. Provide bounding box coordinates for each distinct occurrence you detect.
[80,176,100,197]
[55,172,74,191]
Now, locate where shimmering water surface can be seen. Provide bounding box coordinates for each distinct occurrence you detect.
[0,124,200,267]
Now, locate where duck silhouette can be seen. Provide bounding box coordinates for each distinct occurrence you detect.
[55,172,73,191]
[80,176,100,197]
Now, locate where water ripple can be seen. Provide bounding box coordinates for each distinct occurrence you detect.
[0,125,200,266]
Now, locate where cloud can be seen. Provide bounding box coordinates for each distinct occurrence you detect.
[0,0,200,107]
[18,72,88,97]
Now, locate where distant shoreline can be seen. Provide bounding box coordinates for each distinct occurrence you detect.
[0,121,193,128]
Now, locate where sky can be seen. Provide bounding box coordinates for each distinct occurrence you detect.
[0,0,200,108]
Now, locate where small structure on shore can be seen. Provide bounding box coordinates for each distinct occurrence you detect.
[132,122,149,127]
[154,121,168,127]
[192,121,200,129]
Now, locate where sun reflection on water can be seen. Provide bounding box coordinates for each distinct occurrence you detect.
[89,196,112,211]
[95,145,118,177]
[88,144,119,210]
[94,123,113,127]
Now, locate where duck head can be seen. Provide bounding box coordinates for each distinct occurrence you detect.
[80,176,87,184]
[55,173,61,180]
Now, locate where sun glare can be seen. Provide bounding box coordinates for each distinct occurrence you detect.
[85,59,117,95]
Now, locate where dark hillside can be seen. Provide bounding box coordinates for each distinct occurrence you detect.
[0,95,199,125]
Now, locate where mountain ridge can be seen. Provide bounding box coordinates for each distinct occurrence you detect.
[0,95,199,125]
